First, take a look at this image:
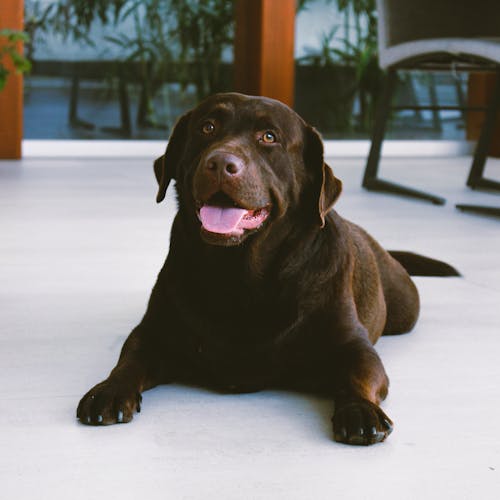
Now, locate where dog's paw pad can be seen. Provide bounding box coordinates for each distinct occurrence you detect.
[332,398,393,446]
[76,380,141,426]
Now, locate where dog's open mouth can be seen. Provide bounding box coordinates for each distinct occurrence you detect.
[197,193,270,236]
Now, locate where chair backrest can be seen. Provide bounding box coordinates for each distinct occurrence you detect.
[377,0,500,50]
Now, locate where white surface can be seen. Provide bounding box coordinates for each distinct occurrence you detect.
[23,139,474,158]
[1,156,499,499]
[380,38,500,69]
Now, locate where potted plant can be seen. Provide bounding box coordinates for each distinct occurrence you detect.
[103,0,234,129]
[295,0,382,134]
[334,0,382,131]
[57,0,234,127]
[295,26,357,133]
[167,0,234,101]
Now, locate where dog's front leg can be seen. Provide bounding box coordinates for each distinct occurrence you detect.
[329,332,393,446]
[77,323,166,425]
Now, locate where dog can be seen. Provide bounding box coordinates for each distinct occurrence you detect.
[77,93,459,445]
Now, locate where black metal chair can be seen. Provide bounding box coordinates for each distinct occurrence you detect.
[363,0,500,215]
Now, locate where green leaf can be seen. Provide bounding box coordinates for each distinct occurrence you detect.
[0,28,30,43]
[120,0,142,21]
[0,66,8,91]
[104,35,129,47]
[12,53,32,73]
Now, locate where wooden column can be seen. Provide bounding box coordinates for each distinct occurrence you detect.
[467,72,500,158]
[0,0,24,159]
[234,0,296,107]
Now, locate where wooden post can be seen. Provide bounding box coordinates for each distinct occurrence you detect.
[0,0,24,159]
[234,0,296,107]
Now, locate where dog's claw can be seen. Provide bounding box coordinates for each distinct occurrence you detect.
[77,380,141,426]
[383,418,393,431]
[332,398,393,446]
[334,427,347,442]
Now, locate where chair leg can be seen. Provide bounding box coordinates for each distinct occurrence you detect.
[456,70,500,217]
[118,66,131,137]
[363,69,396,184]
[456,204,500,217]
[466,69,500,191]
[362,69,446,205]
[101,64,132,137]
[428,73,442,132]
[407,74,423,123]
[454,75,467,122]
[69,75,94,130]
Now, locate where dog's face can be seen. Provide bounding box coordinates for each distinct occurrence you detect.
[154,93,342,247]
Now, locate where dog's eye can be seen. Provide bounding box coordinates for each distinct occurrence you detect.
[261,131,276,144]
[201,121,216,135]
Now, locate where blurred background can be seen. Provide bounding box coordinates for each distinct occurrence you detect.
[19,0,468,141]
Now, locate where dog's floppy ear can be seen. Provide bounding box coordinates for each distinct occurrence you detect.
[304,125,342,228]
[154,111,192,203]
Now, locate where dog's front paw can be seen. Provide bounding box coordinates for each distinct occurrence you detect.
[77,380,142,426]
[332,398,393,445]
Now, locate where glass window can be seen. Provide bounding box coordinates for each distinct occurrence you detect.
[23,0,234,139]
[24,0,467,141]
[294,0,467,139]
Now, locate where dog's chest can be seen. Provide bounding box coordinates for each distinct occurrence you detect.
[196,276,295,337]
[187,312,331,393]
[177,278,299,389]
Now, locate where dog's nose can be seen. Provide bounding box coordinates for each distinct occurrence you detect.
[205,152,244,177]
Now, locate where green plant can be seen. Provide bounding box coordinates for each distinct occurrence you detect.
[333,0,381,130]
[42,0,234,125]
[297,0,382,131]
[57,0,234,100]
[170,0,234,101]
[24,0,127,57]
[50,0,126,44]
[24,1,55,60]
[0,29,31,91]
[105,0,234,124]
[297,27,341,67]
[104,1,233,125]
[104,1,176,127]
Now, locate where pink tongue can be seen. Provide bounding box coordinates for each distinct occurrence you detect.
[199,205,248,234]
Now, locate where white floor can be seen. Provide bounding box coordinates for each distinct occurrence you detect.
[1,154,499,500]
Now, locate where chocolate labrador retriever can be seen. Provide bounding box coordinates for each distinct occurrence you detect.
[77,93,458,445]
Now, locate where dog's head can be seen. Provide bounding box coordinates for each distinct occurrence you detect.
[154,93,342,247]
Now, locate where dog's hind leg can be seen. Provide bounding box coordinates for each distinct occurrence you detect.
[378,254,421,335]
